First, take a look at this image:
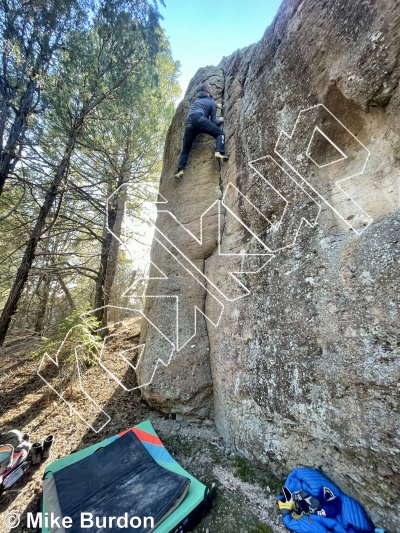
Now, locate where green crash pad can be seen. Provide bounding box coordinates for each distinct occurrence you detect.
[42,420,209,533]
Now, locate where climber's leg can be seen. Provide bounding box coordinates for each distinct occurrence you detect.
[197,117,227,156]
[215,128,225,155]
[177,124,197,170]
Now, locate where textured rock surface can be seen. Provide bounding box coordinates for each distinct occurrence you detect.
[137,69,225,419]
[139,0,400,529]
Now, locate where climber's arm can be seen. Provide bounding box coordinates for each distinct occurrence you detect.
[210,99,223,126]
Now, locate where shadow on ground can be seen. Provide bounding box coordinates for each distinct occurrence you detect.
[0,333,286,533]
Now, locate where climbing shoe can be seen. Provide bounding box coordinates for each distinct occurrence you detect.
[174,169,184,180]
[42,435,54,460]
[214,152,229,162]
[29,442,43,465]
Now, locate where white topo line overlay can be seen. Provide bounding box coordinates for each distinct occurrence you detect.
[273,103,373,234]
[38,103,375,431]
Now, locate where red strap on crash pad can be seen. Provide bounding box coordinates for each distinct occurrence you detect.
[118,427,163,447]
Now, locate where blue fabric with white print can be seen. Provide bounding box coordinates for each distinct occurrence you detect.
[278,468,375,533]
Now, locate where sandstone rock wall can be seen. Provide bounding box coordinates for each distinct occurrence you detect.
[138,0,400,529]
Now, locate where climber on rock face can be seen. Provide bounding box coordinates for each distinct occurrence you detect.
[174,81,229,180]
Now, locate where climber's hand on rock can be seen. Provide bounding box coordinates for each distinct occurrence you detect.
[216,103,223,109]
[219,117,224,123]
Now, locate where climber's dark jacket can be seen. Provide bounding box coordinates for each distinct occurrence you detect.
[177,90,225,170]
[187,91,223,126]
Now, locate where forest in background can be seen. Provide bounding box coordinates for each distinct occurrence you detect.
[0,0,180,347]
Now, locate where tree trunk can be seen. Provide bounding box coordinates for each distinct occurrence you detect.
[94,182,127,329]
[103,186,127,306]
[0,119,82,346]
[93,192,119,328]
[34,274,51,334]
[57,274,75,310]
[0,43,137,343]
[0,79,37,196]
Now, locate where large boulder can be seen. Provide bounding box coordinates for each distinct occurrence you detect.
[138,0,400,529]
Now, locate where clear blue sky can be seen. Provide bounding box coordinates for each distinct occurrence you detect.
[160,0,283,96]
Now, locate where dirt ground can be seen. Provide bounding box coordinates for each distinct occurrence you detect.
[0,322,288,533]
